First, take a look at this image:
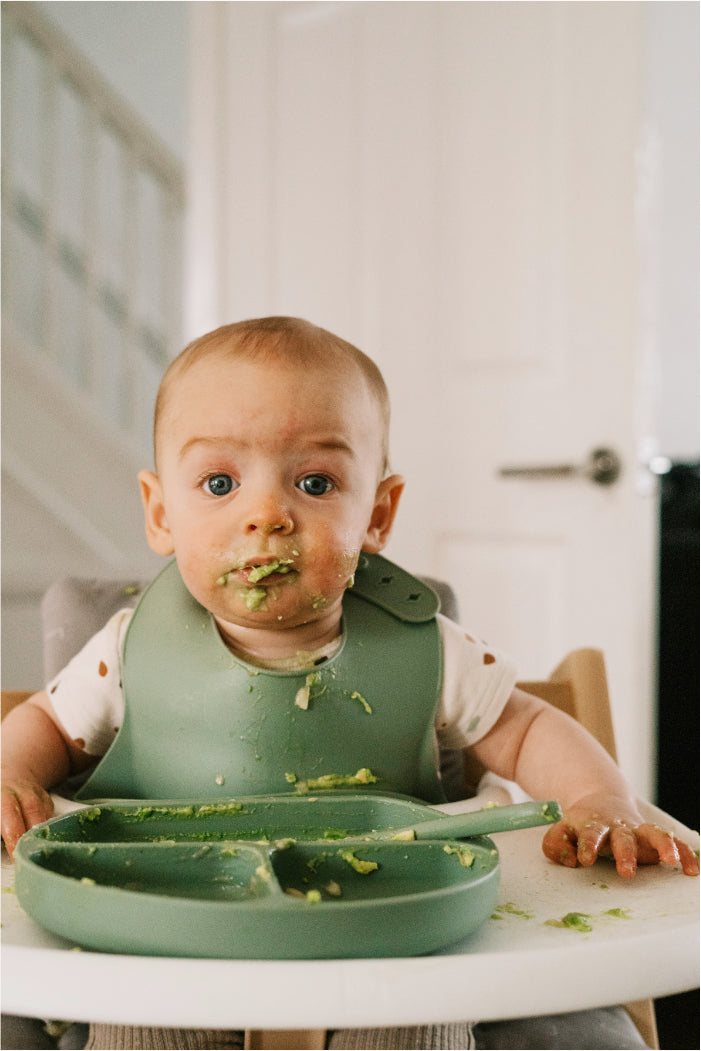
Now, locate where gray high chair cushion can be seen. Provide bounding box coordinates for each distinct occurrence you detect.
[41,577,146,682]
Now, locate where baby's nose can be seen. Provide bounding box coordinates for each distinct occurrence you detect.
[244,497,294,535]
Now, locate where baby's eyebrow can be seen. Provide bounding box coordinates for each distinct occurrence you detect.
[177,434,357,461]
[178,436,238,462]
[308,437,357,457]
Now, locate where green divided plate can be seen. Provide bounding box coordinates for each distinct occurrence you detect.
[14,793,558,959]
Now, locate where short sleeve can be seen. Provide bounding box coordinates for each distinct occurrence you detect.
[435,613,518,749]
[46,609,133,757]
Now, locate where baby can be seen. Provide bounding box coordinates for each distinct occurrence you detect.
[1,317,697,1050]
[2,316,697,874]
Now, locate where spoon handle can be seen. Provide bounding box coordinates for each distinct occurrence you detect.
[397,800,562,841]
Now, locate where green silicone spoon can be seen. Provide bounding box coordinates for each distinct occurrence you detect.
[367,799,562,842]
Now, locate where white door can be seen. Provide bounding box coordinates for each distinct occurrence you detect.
[186,1,659,796]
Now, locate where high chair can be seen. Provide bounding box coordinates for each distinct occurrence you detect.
[1,578,663,1049]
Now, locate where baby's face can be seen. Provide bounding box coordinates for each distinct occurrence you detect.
[143,353,393,640]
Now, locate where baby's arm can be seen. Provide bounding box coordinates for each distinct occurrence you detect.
[471,688,699,878]
[1,691,95,857]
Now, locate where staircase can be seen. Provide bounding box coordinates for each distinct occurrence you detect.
[1,2,185,686]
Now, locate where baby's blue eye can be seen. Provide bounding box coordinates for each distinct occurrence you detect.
[298,474,333,497]
[204,474,235,496]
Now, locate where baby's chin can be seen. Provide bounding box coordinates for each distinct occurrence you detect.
[213,594,346,663]
[211,581,343,631]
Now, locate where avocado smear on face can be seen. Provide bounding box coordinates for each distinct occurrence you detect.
[244,586,268,611]
[247,560,294,583]
[217,560,294,588]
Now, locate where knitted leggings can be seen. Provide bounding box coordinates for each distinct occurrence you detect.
[83,1025,476,1050]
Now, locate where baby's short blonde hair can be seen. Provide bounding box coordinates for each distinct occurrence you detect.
[154,317,391,473]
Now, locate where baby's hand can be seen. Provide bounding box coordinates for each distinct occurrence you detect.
[541,793,700,879]
[1,776,55,859]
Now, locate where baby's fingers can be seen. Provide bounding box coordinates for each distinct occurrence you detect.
[676,839,700,877]
[609,824,639,879]
[1,790,28,858]
[542,821,579,868]
[543,819,636,875]
[21,785,53,831]
[1,784,53,859]
[637,823,680,866]
[574,820,610,868]
[636,823,700,876]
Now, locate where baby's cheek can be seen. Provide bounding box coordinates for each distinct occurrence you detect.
[301,549,358,610]
[175,557,219,610]
[336,547,360,581]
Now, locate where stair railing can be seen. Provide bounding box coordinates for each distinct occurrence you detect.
[1,1,185,457]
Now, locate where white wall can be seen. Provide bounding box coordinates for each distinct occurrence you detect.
[645,1,699,461]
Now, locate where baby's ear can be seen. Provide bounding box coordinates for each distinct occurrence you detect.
[138,470,175,556]
[362,474,404,553]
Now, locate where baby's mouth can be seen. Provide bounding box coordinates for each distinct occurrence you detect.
[217,558,297,587]
[246,558,296,583]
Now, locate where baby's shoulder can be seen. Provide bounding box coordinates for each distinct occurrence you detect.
[437,613,511,671]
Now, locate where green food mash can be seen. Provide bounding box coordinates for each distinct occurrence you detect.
[77,808,102,825]
[350,691,372,714]
[244,586,268,611]
[443,844,476,867]
[492,901,534,920]
[247,560,294,583]
[546,908,636,930]
[339,850,379,874]
[295,672,326,710]
[273,838,296,850]
[545,911,593,932]
[295,768,378,793]
[119,803,243,822]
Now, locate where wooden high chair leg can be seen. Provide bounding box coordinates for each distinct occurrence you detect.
[623,999,659,1050]
[244,1029,327,1050]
